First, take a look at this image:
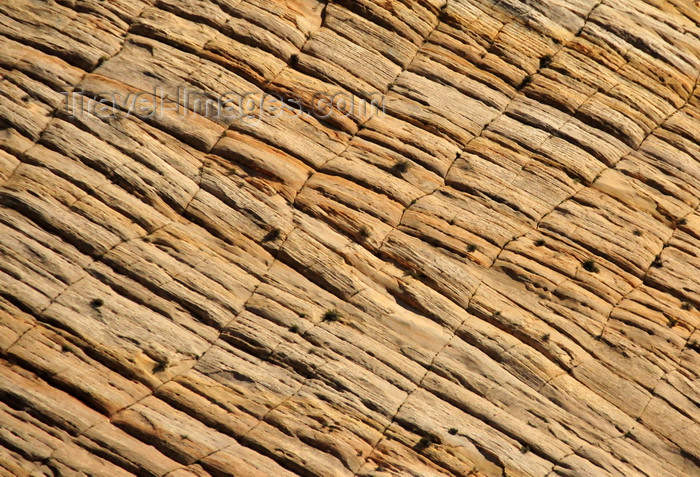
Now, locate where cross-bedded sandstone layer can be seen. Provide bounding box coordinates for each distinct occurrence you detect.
[0,0,698,476]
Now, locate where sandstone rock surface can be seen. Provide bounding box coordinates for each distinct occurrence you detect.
[0,0,699,476]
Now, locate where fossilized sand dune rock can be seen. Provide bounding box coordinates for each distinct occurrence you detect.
[0,0,699,476]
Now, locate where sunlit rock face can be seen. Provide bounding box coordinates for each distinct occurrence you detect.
[0,0,698,476]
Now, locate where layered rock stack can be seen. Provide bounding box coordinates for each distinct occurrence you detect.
[0,0,698,476]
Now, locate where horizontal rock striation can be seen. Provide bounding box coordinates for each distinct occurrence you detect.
[0,0,698,476]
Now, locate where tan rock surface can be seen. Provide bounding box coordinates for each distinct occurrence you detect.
[0,0,698,476]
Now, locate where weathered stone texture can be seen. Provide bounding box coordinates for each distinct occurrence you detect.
[0,0,698,476]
